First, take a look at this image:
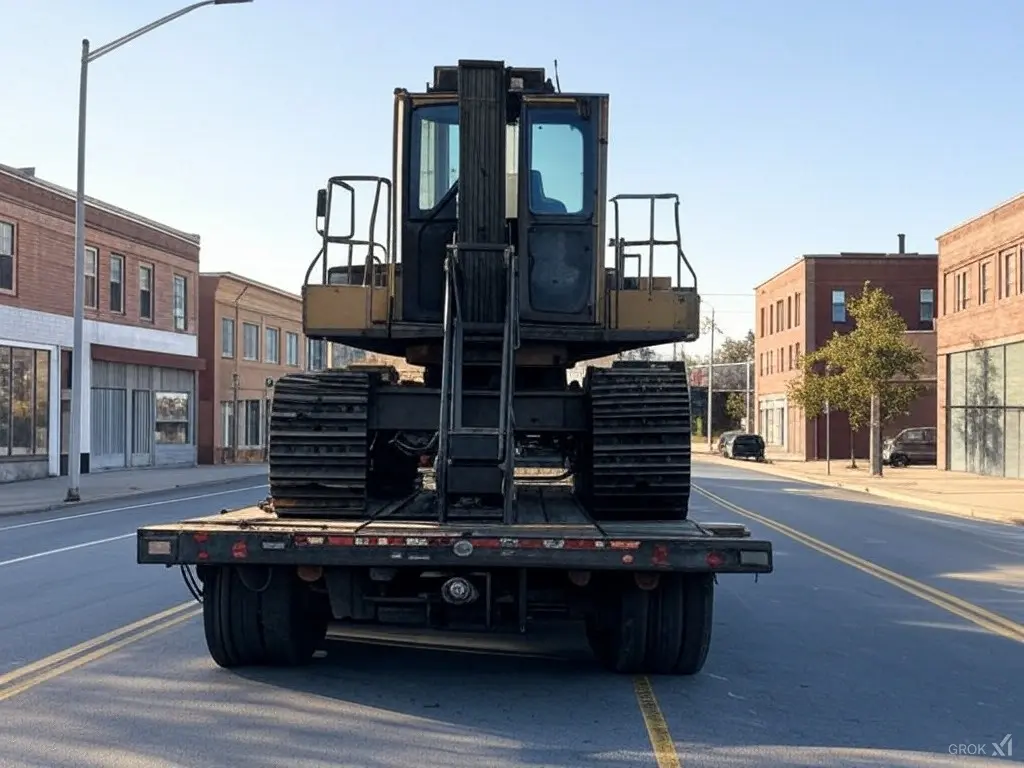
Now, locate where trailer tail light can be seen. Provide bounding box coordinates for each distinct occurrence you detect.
[651,544,670,566]
[706,551,726,569]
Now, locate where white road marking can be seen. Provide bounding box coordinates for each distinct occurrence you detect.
[0,483,268,533]
[0,533,135,568]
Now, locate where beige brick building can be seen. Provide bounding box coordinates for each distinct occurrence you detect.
[936,193,1024,477]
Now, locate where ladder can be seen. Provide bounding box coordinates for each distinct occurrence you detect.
[435,240,520,523]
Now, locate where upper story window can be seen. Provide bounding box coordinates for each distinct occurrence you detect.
[84,247,98,309]
[265,327,280,364]
[919,288,934,323]
[953,271,970,311]
[306,338,326,371]
[0,221,14,292]
[529,108,587,217]
[221,318,235,358]
[285,332,300,366]
[794,292,802,326]
[979,261,991,305]
[139,264,154,320]
[759,307,765,337]
[243,322,260,361]
[1003,250,1016,298]
[831,289,846,322]
[172,275,187,331]
[109,254,124,313]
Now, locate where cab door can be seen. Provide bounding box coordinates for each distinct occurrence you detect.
[516,94,607,325]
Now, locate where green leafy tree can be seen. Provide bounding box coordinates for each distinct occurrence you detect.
[787,282,926,467]
[725,391,748,427]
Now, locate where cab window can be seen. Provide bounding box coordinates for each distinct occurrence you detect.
[528,109,586,216]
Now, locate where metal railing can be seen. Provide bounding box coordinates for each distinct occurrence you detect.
[606,193,698,329]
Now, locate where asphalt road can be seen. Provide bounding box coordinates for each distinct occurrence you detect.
[0,464,1021,767]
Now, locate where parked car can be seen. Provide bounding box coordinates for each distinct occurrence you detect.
[722,432,766,461]
[716,430,744,455]
[882,427,937,467]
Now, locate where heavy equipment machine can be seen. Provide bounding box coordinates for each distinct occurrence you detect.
[137,60,773,675]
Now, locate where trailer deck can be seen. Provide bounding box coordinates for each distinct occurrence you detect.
[137,485,773,573]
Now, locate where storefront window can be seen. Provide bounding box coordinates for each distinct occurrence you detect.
[154,391,190,444]
[0,345,49,457]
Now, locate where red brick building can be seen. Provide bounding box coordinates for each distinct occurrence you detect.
[936,193,1024,477]
[753,239,938,460]
[0,163,203,483]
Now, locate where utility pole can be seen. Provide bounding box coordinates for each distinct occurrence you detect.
[744,358,751,431]
[706,307,716,452]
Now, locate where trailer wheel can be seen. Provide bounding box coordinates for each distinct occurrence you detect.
[644,574,687,674]
[584,578,650,673]
[203,566,266,668]
[260,567,328,666]
[672,574,714,675]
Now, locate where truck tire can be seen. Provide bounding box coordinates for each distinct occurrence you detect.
[644,574,687,674]
[260,568,329,667]
[584,578,650,673]
[584,573,715,676]
[672,573,714,675]
[203,566,266,668]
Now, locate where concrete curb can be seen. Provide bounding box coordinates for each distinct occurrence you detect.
[691,453,1022,527]
[0,472,269,520]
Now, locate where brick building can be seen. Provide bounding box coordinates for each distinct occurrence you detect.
[196,272,423,464]
[0,163,202,483]
[936,193,1024,478]
[753,240,938,460]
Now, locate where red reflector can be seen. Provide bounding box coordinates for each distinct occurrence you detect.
[651,544,670,566]
[706,551,726,568]
[193,533,209,543]
[472,538,501,549]
[231,541,248,559]
[328,536,354,546]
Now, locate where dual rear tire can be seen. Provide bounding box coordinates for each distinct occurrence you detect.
[202,566,329,668]
[584,573,713,675]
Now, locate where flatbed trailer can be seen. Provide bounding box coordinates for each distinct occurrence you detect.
[137,483,773,675]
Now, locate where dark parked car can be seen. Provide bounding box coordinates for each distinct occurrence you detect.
[882,426,937,467]
[722,432,765,461]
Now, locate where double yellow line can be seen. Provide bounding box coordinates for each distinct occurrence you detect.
[0,601,201,703]
[694,484,1024,645]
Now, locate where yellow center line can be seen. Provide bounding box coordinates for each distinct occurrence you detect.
[634,676,682,768]
[693,484,1024,644]
[0,603,201,702]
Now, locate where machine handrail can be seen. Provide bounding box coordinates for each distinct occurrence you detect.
[607,193,698,329]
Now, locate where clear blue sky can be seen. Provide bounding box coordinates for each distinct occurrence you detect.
[2,0,1022,357]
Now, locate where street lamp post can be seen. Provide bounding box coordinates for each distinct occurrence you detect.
[66,0,253,502]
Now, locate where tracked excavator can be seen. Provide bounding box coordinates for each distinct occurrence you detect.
[137,61,773,675]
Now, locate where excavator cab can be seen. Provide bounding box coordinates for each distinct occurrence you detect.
[302,61,700,365]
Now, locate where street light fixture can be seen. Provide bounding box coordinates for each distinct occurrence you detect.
[66,0,253,502]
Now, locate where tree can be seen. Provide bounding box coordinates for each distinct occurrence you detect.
[787,282,926,467]
[717,330,755,365]
[725,391,748,427]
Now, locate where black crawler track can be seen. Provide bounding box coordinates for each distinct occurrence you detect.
[269,370,370,518]
[585,364,692,521]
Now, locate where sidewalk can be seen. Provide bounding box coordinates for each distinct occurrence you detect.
[692,447,1024,527]
[0,463,268,518]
